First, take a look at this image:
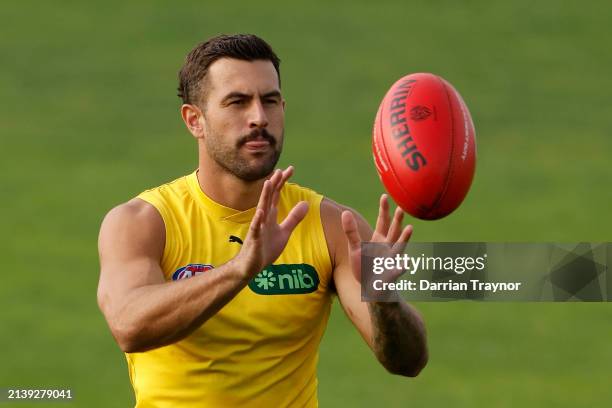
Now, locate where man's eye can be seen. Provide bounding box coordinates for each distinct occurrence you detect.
[264,99,279,105]
[229,99,245,105]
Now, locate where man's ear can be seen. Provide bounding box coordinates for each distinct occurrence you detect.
[180,104,206,140]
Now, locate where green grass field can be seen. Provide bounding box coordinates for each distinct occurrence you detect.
[1,1,611,406]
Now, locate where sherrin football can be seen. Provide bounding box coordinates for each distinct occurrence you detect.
[372,73,476,220]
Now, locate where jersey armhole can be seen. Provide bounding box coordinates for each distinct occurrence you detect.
[312,194,334,290]
[135,192,173,273]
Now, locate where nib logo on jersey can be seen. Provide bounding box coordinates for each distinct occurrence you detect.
[249,264,320,295]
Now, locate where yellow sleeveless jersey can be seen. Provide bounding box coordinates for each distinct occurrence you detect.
[129,171,333,407]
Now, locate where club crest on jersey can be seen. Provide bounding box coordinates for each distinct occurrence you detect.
[172,264,214,281]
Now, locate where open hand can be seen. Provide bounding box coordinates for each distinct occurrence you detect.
[341,194,414,282]
[234,166,309,279]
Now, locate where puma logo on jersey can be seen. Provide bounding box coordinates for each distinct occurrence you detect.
[229,235,243,245]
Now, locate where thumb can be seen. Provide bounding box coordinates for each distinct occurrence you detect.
[280,201,309,232]
[341,210,362,252]
[341,210,364,282]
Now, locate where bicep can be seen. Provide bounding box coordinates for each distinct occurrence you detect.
[97,200,166,317]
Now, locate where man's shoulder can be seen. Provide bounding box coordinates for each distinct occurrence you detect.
[320,197,368,228]
[282,183,362,218]
[101,198,164,233]
[98,198,165,260]
[101,172,193,225]
[318,197,372,263]
[139,172,193,199]
[134,172,196,220]
[281,181,322,204]
[280,183,366,227]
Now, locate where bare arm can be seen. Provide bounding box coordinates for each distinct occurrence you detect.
[97,167,308,353]
[366,300,428,376]
[322,196,428,376]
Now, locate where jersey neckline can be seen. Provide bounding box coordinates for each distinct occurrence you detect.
[186,170,256,224]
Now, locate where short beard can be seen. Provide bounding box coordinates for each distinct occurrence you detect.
[205,127,282,182]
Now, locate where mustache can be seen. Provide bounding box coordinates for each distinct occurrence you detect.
[237,128,277,147]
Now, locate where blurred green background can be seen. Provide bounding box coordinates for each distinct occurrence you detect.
[1,0,611,406]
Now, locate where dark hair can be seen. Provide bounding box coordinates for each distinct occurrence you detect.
[177,34,281,106]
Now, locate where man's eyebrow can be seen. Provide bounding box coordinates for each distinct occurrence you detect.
[221,91,252,101]
[262,90,282,99]
[221,90,282,103]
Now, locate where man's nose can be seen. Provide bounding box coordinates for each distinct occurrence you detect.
[248,99,269,129]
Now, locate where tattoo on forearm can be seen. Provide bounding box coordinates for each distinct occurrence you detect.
[368,302,428,375]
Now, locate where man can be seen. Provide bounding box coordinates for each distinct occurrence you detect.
[97,34,427,407]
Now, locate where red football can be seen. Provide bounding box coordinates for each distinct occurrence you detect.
[372,73,476,220]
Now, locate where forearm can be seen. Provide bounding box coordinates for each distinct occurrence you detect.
[110,258,251,353]
[368,301,428,376]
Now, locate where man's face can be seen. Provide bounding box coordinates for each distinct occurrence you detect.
[199,58,284,182]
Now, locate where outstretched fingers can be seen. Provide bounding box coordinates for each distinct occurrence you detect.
[258,169,284,214]
[256,180,272,214]
[248,208,265,240]
[268,169,282,199]
[374,194,391,238]
[341,210,362,252]
[251,166,299,240]
[279,201,309,233]
[251,176,276,239]
[386,206,405,243]
[392,224,414,254]
[272,166,294,207]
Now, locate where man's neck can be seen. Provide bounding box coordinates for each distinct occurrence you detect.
[196,163,265,212]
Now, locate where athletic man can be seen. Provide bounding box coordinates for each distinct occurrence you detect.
[97,34,427,407]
